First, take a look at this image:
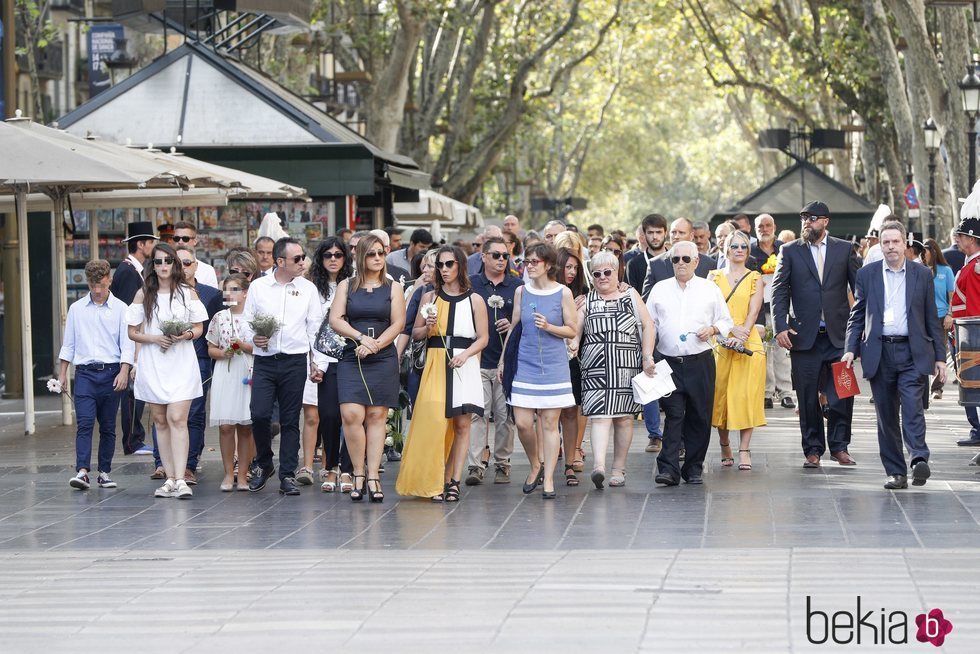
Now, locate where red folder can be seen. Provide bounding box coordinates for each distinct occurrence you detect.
[831,361,861,399]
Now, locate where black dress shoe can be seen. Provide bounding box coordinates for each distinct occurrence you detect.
[684,475,704,485]
[522,468,544,494]
[957,437,980,446]
[911,460,931,486]
[279,477,301,495]
[884,475,908,489]
[248,465,276,492]
[764,397,774,410]
[654,473,679,486]
[780,395,796,409]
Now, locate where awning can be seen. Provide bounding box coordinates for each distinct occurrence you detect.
[386,164,431,191]
[393,189,482,228]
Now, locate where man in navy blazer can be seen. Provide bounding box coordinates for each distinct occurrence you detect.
[771,201,861,467]
[641,218,716,299]
[842,222,946,488]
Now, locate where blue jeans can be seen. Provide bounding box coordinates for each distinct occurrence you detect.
[153,358,211,470]
[643,399,662,438]
[74,365,123,473]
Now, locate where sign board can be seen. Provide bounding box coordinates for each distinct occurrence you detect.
[0,15,5,118]
[88,24,124,97]
[904,183,919,210]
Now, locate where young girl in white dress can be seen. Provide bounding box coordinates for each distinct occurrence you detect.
[127,243,207,499]
[206,274,255,491]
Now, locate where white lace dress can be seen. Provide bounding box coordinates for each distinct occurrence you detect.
[206,309,254,426]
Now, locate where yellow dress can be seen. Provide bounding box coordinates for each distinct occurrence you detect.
[395,291,484,498]
[709,270,767,430]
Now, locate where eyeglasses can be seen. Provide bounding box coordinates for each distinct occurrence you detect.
[524,258,542,267]
[436,260,457,269]
[592,269,614,279]
[671,255,693,264]
[283,254,304,264]
[728,243,749,251]
[487,252,509,260]
[365,249,385,258]
[228,267,244,276]
[322,251,345,260]
[179,259,195,266]
[800,213,824,223]
[603,247,622,255]
[172,235,194,243]
[153,257,174,266]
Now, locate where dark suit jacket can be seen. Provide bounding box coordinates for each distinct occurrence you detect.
[626,250,659,295]
[109,259,143,305]
[845,260,946,378]
[943,246,965,276]
[641,251,716,299]
[770,235,860,350]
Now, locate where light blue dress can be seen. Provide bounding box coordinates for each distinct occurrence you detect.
[510,284,575,409]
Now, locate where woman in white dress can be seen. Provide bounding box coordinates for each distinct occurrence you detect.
[127,243,208,499]
[206,274,255,491]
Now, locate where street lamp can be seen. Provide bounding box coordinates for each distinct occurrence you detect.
[958,63,980,190]
[923,117,940,239]
[104,38,137,86]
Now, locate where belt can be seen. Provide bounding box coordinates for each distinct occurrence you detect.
[427,336,475,350]
[258,352,306,360]
[76,362,120,371]
[661,350,713,365]
[881,335,909,343]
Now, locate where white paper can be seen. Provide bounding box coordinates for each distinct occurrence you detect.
[632,359,676,404]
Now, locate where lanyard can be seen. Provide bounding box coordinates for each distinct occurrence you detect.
[884,267,905,309]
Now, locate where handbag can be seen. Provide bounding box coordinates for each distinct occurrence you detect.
[410,337,427,370]
[314,317,346,359]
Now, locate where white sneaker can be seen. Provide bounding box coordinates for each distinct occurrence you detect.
[69,471,90,490]
[97,472,117,489]
[154,479,176,498]
[174,479,193,499]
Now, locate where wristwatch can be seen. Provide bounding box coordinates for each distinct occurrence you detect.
[356,334,363,344]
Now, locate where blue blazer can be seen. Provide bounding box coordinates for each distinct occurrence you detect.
[770,236,860,350]
[109,258,143,305]
[844,260,946,378]
[641,251,716,299]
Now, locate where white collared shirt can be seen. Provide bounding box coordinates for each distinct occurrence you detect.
[646,276,734,357]
[881,259,908,336]
[241,272,328,368]
[58,292,136,366]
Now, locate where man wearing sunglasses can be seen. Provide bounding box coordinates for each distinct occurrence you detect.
[173,222,218,288]
[646,241,733,486]
[771,200,861,468]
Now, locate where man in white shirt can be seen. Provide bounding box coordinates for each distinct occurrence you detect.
[646,241,734,486]
[59,260,135,490]
[173,221,219,287]
[242,237,329,496]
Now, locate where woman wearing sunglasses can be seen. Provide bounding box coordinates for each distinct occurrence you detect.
[126,242,208,499]
[570,251,656,489]
[600,235,628,282]
[397,246,489,502]
[329,234,406,502]
[499,243,578,499]
[708,230,766,471]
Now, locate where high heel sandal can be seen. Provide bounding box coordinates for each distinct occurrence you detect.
[431,482,446,503]
[564,464,579,486]
[350,475,366,501]
[738,450,752,471]
[609,469,626,487]
[444,479,461,502]
[367,478,384,503]
[321,469,338,493]
[339,472,353,494]
[720,443,734,467]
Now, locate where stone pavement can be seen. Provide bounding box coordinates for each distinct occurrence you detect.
[0,383,978,651]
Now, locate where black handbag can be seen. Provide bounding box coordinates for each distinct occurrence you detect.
[410,337,427,370]
[314,317,347,359]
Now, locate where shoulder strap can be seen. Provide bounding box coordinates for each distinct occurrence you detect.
[725,272,751,303]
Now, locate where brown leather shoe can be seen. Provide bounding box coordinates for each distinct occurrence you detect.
[803,455,821,468]
[184,469,198,485]
[830,451,856,466]
[150,466,166,480]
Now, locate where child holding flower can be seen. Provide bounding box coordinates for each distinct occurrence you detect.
[206,274,255,491]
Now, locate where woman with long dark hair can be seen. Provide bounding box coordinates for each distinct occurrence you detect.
[329,234,406,502]
[396,246,489,501]
[601,235,627,282]
[127,242,207,499]
[556,247,589,485]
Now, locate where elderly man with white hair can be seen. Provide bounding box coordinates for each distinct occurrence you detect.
[646,241,734,486]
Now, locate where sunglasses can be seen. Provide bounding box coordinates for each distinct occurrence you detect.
[228,267,244,276]
[322,251,345,260]
[729,243,749,251]
[487,252,509,260]
[172,235,194,243]
[800,214,824,223]
[365,249,385,258]
[671,255,693,264]
[179,259,195,266]
[603,247,622,255]
[524,258,542,267]
[280,254,304,264]
[153,257,174,266]
[592,269,614,279]
[436,260,457,269]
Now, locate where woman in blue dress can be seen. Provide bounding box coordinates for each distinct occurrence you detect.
[498,243,578,499]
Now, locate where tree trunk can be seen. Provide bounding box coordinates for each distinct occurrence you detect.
[365,0,423,152]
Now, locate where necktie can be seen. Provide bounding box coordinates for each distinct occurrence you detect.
[815,244,824,283]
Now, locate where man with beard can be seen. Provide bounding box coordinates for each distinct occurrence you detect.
[627,214,668,294]
[771,201,861,468]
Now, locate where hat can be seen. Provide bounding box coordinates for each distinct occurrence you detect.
[801,200,830,217]
[907,231,925,250]
[865,228,879,239]
[956,216,980,238]
[122,221,159,242]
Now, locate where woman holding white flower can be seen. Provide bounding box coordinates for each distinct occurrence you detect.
[396,245,489,502]
[126,243,207,499]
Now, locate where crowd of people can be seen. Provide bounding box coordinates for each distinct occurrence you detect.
[59,196,980,498]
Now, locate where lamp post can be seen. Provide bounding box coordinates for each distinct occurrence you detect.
[923,117,940,239]
[104,38,136,86]
[958,63,980,192]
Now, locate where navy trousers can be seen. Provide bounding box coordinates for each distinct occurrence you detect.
[251,353,307,480]
[869,341,929,476]
[74,365,123,473]
[790,331,854,456]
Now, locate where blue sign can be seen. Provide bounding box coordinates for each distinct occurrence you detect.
[904,182,919,210]
[88,24,124,97]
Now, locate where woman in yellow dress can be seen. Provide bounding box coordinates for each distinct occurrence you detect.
[396,246,489,501]
[709,230,766,471]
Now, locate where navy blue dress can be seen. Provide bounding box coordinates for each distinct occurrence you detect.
[337,283,400,407]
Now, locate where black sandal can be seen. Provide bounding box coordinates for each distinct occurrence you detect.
[444,479,461,502]
[367,478,384,503]
[564,464,579,486]
[350,475,366,502]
